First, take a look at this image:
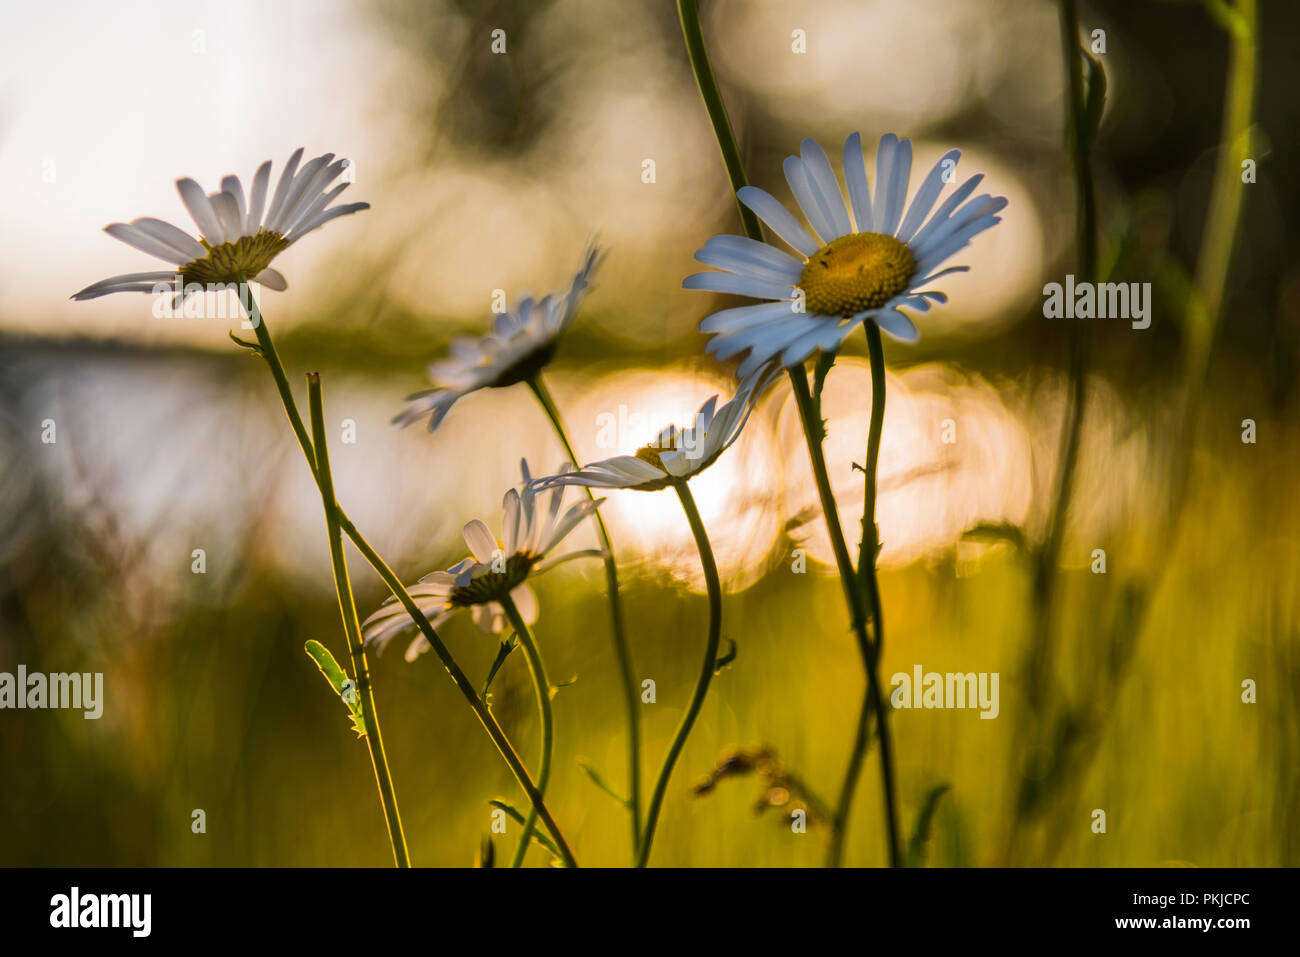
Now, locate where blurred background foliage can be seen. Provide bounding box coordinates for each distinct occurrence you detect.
[0,0,1297,866]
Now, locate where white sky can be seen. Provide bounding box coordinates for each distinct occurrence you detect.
[0,0,389,337]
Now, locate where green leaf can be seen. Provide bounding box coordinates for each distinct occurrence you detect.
[577,760,630,808]
[304,640,367,738]
[227,330,262,355]
[482,634,518,698]
[905,784,951,868]
[487,799,561,860]
[305,639,348,693]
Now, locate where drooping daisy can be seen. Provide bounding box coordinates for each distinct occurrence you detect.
[393,244,603,431]
[362,460,603,662]
[529,365,776,494]
[72,148,368,301]
[684,133,1006,376]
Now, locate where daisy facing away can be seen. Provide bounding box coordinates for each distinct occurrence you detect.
[529,364,777,494]
[361,460,604,662]
[394,244,604,432]
[683,133,1007,376]
[72,148,367,302]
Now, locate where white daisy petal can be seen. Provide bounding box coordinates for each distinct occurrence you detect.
[710,315,805,360]
[175,177,225,243]
[103,222,192,265]
[700,300,800,334]
[842,132,873,232]
[695,235,804,283]
[510,584,539,625]
[502,488,521,555]
[874,134,912,237]
[682,271,796,300]
[908,173,984,254]
[462,519,498,563]
[129,217,206,261]
[72,271,176,298]
[797,137,852,238]
[873,308,919,342]
[71,280,171,300]
[268,152,333,232]
[286,202,369,244]
[897,148,961,243]
[783,155,837,245]
[263,147,305,231]
[245,160,272,233]
[253,268,288,291]
[736,186,819,257]
[209,191,243,244]
[221,175,247,226]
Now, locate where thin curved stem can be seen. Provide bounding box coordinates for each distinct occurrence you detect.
[1029,0,1098,708]
[676,0,763,240]
[501,594,554,868]
[833,321,901,868]
[526,373,642,857]
[341,513,577,868]
[305,371,408,867]
[636,480,721,867]
[245,295,577,867]
[788,371,870,639]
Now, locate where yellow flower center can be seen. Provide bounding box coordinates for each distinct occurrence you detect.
[799,232,915,317]
[628,437,683,491]
[633,442,673,471]
[180,230,290,286]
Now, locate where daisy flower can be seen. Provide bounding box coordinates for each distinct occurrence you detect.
[362,460,603,662]
[393,244,603,431]
[72,148,367,301]
[529,365,776,494]
[684,133,1006,376]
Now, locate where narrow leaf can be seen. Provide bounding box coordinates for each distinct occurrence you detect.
[577,760,630,808]
[487,799,561,859]
[905,784,951,868]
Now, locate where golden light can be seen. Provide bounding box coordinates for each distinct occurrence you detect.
[556,366,785,592]
[777,357,1034,569]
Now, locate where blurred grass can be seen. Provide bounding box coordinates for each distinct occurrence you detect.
[0,357,1294,866]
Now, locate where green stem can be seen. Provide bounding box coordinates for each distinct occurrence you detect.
[304,372,409,866]
[341,513,577,869]
[244,293,577,867]
[1192,0,1257,381]
[675,0,901,866]
[1028,0,1099,708]
[636,480,721,867]
[501,594,554,868]
[788,371,870,638]
[526,374,642,857]
[827,321,901,868]
[1001,0,1103,865]
[676,0,763,240]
